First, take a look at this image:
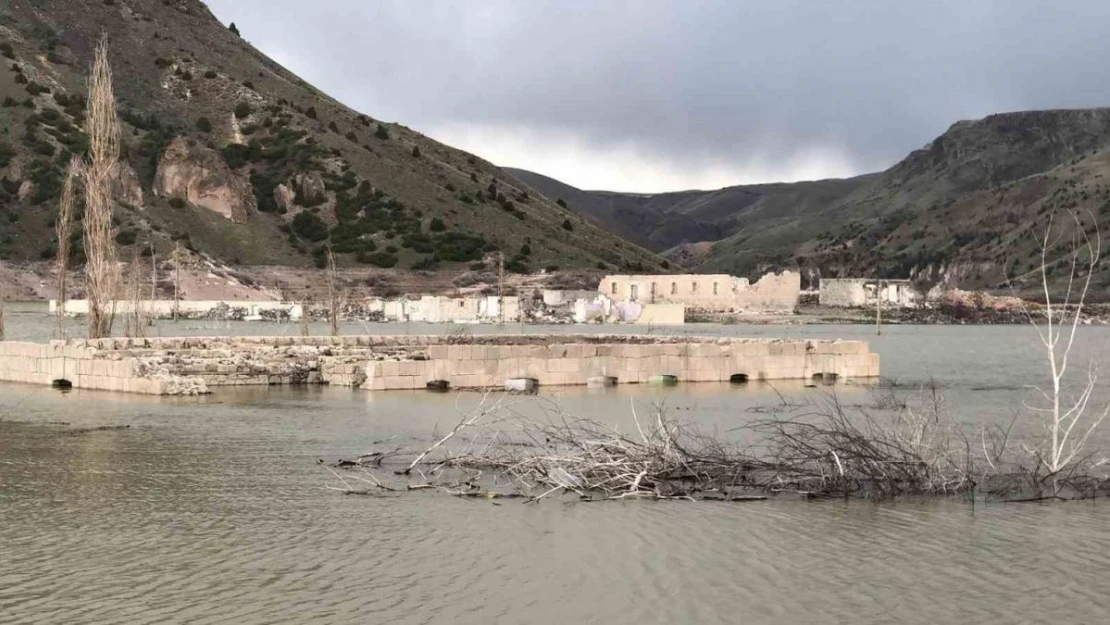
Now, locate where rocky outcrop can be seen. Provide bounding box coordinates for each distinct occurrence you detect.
[274,183,295,213]
[152,137,255,223]
[112,162,144,207]
[292,172,326,206]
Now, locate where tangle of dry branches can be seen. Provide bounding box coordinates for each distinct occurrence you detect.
[326,384,1110,503]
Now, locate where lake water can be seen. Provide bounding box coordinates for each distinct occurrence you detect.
[3,305,1110,624]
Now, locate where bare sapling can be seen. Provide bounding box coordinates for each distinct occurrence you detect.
[55,158,81,339]
[1015,211,1108,494]
[300,290,310,337]
[326,246,339,336]
[0,271,5,341]
[172,241,182,321]
[124,250,145,338]
[83,35,121,339]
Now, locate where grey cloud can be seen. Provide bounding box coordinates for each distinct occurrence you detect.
[207,0,1110,189]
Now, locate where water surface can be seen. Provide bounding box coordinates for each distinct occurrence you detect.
[3,308,1110,624]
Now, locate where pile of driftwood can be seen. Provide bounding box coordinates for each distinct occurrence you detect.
[325,386,1110,503]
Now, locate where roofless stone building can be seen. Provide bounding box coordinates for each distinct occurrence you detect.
[599,271,800,313]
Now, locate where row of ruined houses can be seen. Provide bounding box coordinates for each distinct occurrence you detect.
[50,273,918,327]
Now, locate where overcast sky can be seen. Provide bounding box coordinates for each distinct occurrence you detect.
[207,0,1110,193]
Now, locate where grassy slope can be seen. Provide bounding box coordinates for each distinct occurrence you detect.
[0,0,664,274]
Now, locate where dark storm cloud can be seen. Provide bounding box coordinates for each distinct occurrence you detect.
[207,0,1110,191]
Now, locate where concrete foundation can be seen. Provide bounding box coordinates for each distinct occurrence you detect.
[0,334,879,396]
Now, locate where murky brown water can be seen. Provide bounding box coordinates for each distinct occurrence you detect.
[4,305,1110,623]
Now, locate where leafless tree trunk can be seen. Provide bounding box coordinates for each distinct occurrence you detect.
[326,246,339,336]
[1017,211,1107,489]
[55,158,81,339]
[173,241,182,321]
[124,250,145,338]
[300,294,310,337]
[83,35,121,339]
[875,279,883,335]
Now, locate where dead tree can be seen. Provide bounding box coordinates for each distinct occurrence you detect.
[326,246,339,336]
[82,35,121,339]
[172,241,182,321]
[300,291,310,337]
[55,158,81,339]
[124,250,145,338]
[1016,211,1107,493]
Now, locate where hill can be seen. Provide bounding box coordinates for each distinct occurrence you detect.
[504,166,870,255]
[510,109,1110,293]
[0,0,664,276]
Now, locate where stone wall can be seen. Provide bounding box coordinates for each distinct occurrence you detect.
[363,336,878,390]
[819,279,917,308]
[599,271,800,313]
[0,334,878,395]
[0,341,202,394]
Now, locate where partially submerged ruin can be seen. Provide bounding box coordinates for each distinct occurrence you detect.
[0,334,878,396]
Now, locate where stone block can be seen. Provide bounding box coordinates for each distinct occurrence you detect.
[546,345,568,358]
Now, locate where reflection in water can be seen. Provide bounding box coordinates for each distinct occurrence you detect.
[4,309,1110,623]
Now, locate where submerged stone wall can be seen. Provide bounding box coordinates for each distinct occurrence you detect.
[0,334,879,395]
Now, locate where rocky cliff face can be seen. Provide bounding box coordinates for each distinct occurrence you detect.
[152,137,255,223]
[112,162,144,208]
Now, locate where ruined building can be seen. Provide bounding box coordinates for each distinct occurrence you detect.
[598,272,800,313]
[818,278,917,308]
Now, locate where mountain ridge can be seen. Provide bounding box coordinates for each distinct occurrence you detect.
[510,106,1110,292]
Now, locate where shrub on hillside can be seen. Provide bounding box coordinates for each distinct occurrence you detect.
[234,101,252,119]
[195,117,213,132]
[291,210,329,242]
[357,251,398,268]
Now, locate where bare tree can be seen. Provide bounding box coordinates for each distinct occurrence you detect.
[300,290,310,337]
[54,158,81,339]
[124,250,145,338]
[172,241,182,321]
[1018,211,1107,488]
[326,246,339,336]
[82,35,121,339]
